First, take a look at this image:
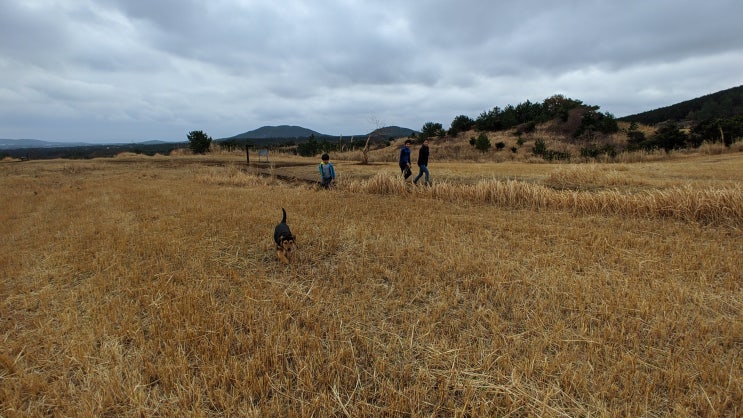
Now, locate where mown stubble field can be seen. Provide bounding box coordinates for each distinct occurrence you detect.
[1,152,742,417]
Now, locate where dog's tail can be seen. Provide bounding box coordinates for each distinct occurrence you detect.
[281,207,287,224]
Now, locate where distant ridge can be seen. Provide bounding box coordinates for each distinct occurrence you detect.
[0,138,91,149]
[620,85,743,125]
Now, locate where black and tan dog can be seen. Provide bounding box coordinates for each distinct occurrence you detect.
[273,208,296,264]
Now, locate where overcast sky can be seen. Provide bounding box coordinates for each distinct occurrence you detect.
[2,0,742,143]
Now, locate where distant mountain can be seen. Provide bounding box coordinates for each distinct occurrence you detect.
[139,140,174,145]
[222,124,418,146]
[0,141,187,160]
[0,138,182,150]
[620,85,743,125]
[0,138,91,150]
[227,125,327,140]
[367,126,417,140]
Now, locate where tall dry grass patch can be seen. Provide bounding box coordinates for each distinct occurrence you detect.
[543,164,645,190]
[344,172,743,227]
[197,165,274,187]
[1,157,742,416]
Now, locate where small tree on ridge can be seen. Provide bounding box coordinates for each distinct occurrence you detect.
[187,130,212,154]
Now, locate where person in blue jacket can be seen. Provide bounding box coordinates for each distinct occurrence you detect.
[399,139,412,179]
[318,153,336,189]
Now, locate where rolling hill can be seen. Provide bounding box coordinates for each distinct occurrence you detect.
[620,85,743,125]
[226,125,327,140]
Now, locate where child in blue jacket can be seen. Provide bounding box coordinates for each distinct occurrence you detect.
[319,153,336,189]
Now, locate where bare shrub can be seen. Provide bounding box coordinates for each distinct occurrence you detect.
[698,141,730,155]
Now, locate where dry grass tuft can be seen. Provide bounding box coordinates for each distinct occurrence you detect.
[543,164,647,190]
[198,166,274,187]
[346,172,409,194]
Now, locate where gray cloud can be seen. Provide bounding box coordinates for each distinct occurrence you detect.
[1,0,742,142]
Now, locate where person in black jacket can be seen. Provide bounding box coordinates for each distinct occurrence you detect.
[413,139,430,186]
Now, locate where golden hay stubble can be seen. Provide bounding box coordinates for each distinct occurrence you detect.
[1,157,741,416]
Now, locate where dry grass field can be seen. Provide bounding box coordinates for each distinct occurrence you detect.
[2,149,742,416]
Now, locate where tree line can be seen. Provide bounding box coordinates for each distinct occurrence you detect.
[418,95,619,142]
[414,92,741,156]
